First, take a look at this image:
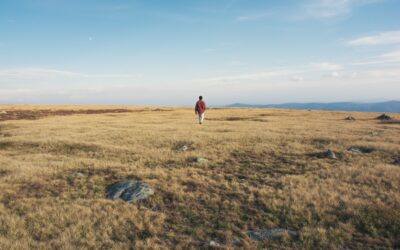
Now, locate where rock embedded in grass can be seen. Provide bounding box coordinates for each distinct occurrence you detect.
[348,147,373,154]
[195,157,208,164]
[345,115,355,120]
[106,180,154,202]
[71,171,86,178]
[376,114,393,120]
[394,159,400,165]
[177,145,188,152]
[246,228,299,241]
[348,147,363,154]
[325,149,336,159]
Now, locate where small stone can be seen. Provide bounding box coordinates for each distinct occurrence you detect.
[178,145,188,152]
[246,228,299,241]
[71,172,85,178]
[393,159,400,165]
[196,157,208,164]
[209,241,219,247]
[348,147,363,154]
[325,149,336,159]
[376,114,392,120]
[107,180,154,202]
[231,239,242,246]
[345,115,355,120]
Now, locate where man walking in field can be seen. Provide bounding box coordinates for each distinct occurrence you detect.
[195,96,206,124]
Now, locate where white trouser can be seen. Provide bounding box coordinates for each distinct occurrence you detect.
[198,113,205,124]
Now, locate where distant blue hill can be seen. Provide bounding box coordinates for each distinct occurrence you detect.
[226,101,400,113]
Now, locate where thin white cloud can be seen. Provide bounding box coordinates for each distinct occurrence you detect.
[305,0,352,18]
[0,68,142,79]
[194,69,296,83]
[305,0,383,19]
[348,30,400,46]
[236,0,381,22]
[352,50,400,65]
[310,62,342,71]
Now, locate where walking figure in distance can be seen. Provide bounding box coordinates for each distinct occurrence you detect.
[195,96,206,124]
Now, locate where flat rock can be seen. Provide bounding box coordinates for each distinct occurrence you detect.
[177,145,189,152]
[348,147,363,154]
[196,157,208,164]
[325,149,336,159]
[246,228,299,241]
[107,180,154,202]
[208,241,220,247]
[71,172,86,178]
[376,114,392,120]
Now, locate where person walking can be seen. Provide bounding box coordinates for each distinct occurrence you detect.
[195,96,206,124]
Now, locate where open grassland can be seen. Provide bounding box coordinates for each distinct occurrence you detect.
[0,106,399,249]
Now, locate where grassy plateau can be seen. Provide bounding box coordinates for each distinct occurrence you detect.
[0,106,399,249]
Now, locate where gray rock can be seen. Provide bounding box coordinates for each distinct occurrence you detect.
[325,149,336,159]
[208,241,220,247]
[376,114,392,120]
[246,228,299,241]
[394,159,400,165]
[107,180,154,202]
[345,115,355,120]
[71,172,86,178]
[196,157,208,164]
[348,147,363,154]
[231,239,242,246]
[178,145,189,152]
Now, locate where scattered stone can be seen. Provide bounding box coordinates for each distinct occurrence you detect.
[208,241,220,247]
[177,145,189,152]
[71,171,86,178]
[246,228,299,241]
[231,239,242,246]
[345,115,355,120]
[348,147,363,154]
[376,114,392,120]
[195,157,208,164]
[325,149,336,159]
[107,180,154,202]
[348,147,374,154]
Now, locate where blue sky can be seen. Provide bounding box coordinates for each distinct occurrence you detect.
[0,0,399,105]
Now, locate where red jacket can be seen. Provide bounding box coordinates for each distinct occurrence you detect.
[195,100,206,114]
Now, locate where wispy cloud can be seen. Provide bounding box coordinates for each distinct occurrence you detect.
[0,68,142,79]
[310,62,343,71]
[348,30,400,46]
[305,0,352,18]
[193,69,298,84]
[236,0,381,22]
[352,50,400,65]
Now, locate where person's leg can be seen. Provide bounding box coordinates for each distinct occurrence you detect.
[198,113,202,124]
[200,113,205,124]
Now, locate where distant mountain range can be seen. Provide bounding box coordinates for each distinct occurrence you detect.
[226,101,400,113]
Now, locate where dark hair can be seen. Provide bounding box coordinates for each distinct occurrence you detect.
[199,96,203,100]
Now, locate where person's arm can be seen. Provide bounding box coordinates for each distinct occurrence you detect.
[195,102,198,114]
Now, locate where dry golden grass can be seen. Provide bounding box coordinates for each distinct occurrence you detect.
[0,106,399,249]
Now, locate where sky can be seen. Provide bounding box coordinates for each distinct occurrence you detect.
[0,0,400,106]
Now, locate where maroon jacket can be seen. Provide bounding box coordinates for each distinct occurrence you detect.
[195,100,206,114]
